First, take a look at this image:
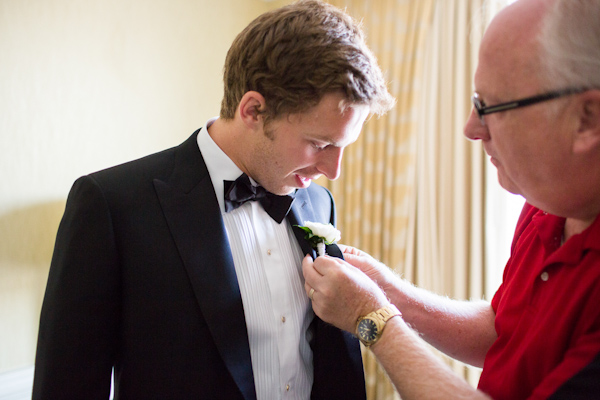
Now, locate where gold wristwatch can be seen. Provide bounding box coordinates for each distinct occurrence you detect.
[356,304,402,347]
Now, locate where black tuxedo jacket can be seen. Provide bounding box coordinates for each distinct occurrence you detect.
[33,131,365,399]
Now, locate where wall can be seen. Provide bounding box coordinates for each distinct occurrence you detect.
[0,0,290,373]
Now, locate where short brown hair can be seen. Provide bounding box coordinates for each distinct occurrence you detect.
[220,0,394,123]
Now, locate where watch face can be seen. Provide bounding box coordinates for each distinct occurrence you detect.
[357,318,379,343]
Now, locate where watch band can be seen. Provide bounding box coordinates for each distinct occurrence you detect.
[372,304,402,323]
[356,304,402,347]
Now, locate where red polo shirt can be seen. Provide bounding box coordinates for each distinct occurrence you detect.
[478,203,600,399]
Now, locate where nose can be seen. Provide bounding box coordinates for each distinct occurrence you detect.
[464,108,490,141]
[317,146,344,180]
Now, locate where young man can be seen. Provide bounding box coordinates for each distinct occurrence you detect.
[32,1,394,398]
[303,0,600,398]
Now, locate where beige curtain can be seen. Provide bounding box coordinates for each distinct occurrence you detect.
[324,0,508,398]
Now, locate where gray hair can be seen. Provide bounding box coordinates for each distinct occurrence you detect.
[538,0,600,90]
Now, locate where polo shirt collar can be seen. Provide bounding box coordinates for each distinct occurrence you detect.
[534,209,600,267]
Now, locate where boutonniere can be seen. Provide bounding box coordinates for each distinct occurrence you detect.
[296,221,341,257]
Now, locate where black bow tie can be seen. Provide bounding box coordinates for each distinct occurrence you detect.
[223,173,295,223]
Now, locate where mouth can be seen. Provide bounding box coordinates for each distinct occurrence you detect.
[295,174,314,188]
[488,154,502,169]
[483,147,498,167]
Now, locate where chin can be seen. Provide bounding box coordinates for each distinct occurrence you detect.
[265,184,296,196]
[280,187,299,196]
[498,175,521,196]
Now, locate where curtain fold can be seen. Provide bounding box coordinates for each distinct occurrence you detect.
[324,1,509,398]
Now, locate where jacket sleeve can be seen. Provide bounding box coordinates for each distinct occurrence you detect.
[33,175,120,400]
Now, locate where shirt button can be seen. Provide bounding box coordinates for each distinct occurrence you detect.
[540,271,549,281]
[267,249,272,255]
[286,384,290,391]
[281,316,286,323]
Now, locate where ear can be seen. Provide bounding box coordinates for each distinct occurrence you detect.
[573,90,600,154]
[237,91,266,129]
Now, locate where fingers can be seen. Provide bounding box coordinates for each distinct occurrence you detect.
[304,254,389,333]
[303,254,331,300]
[343,251,378,270]
[342,252,368,271]
[341,245,373,260]
[303,254,347,301]
[302,254,316,280]
[343,252,359,263]
[303,255,315,297]
[304,253,344,275]
[341,244,359,255]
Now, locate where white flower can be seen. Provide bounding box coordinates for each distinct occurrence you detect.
[295,221,341,256]
[302,221,341,244]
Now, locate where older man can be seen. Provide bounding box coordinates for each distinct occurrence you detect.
[302,0,600,398]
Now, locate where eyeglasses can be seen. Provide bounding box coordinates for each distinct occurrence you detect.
[471,87,589,125]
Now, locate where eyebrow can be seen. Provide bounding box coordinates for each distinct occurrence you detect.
[308,135,337,146]
[307,129,361,148]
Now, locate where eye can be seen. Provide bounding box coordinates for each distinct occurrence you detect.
[472,92,486,110]
[311,141,328,151]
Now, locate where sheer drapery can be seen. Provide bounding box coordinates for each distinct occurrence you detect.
[323,1,508,398]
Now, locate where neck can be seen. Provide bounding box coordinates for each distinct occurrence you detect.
[564,214,598,242]
[207,118,249,175]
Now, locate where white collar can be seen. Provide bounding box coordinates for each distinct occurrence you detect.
[196,117,243,213]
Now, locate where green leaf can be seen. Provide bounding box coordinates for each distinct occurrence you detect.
[294,225,328,249]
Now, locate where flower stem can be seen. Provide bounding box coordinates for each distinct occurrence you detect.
[317,241,325,257]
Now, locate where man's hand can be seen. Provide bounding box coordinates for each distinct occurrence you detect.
[340,245,399,297]
[302,254,389,333]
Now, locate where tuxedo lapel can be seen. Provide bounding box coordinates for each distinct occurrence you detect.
[288,184,366,400]
[288,189,318,258]
[288,188,343,260]
[153,132,256,400]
